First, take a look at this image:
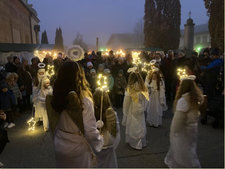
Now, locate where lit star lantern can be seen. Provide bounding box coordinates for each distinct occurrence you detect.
[46,65,55,78]
[132,51,142,65]
[177,68,188,80]
[27,117,36,131]
[115,49,126,58]
[97,74,108,92]
[96,74,109,131]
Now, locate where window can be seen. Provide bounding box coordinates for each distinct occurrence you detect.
[196,36,201,44]
[203,35,207,43]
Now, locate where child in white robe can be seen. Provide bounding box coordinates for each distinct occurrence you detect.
[37,76,52,131]
[145,71,167,127]
[164,76,203,168]
[33,65,46,122]
[122,70,149,150]
[93,90,120,168]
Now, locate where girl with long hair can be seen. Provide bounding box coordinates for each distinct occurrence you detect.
[164,76,203,168]
[93,89,120,168]
[122,70,149,150]
[145,70,167,127]
[48,61,103,168]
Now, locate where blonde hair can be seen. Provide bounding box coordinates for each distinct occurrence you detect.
[11,73,19,81]
[127,72,147,92]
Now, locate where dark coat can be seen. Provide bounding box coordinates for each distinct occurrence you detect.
[0,90,16,111]
[17,66,33,95]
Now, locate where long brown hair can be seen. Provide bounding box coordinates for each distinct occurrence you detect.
[173,79,203,112]
[52,61,92,113]
[93,90,117,137]
[147,71,161,91]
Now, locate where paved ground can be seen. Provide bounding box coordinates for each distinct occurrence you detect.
[0,105,224,168]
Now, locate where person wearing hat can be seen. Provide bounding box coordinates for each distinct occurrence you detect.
[85,62,94,84]
[89,69,97,92]
[0,81,16,128]
[97,64,105,74]
[87,62,93,69]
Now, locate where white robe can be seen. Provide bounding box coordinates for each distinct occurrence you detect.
[164,93,201,168]
[36,86,52,129]
[145,80,167,127]
[54,97,104,168]
[96,111,120,168]
[122,91,147,149]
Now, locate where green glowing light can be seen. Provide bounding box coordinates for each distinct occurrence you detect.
[195,46,202,52]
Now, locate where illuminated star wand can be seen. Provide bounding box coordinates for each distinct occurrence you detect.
[27,107,36,131]
[96,74,109,132]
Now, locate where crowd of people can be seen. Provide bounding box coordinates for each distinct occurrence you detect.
[0,47,223,167]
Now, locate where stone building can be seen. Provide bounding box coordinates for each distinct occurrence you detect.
[0,0,40,44]
[107,33,144,50]
[179,24,211,51]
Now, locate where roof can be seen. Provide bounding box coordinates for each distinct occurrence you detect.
[107,33,137,46]
[180,23,209,36]
[126,48,163,52]
[0,43,54,52]
[20,0,40,22]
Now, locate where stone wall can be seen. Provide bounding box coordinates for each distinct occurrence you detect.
[0,0,32,44]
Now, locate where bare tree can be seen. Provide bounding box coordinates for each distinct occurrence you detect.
[73,32,88,51]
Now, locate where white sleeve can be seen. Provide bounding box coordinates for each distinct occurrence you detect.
[145,75,149,87]
[37,91,46,102]
[176,97,189,112]
[82,97,104,152]
[122,91,131,126]
[159,82,167,111]
[171,110,187,133]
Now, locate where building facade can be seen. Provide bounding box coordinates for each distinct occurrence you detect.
[0,0,40,44]
[179,24,211,51]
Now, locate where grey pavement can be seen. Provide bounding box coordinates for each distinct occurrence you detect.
[0,106,224,168]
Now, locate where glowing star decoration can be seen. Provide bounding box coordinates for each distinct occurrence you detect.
[27,117,36,131]
[132,51,142,65]
[140,59,157,72]
[142,62,152,72]
[46,65,55,78]
[34,50,59,61]
[97,74,108,92]
[96,73,109,131]
[177,68,188,80]
[115,49,126,58]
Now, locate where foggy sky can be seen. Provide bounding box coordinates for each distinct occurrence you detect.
[29,0,208,48]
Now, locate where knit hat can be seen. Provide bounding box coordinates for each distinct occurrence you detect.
[104,69,111,74]
[118,69,124,74]
[90,69,96,74]
[87,62,93,68]
[98,64,104,69]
